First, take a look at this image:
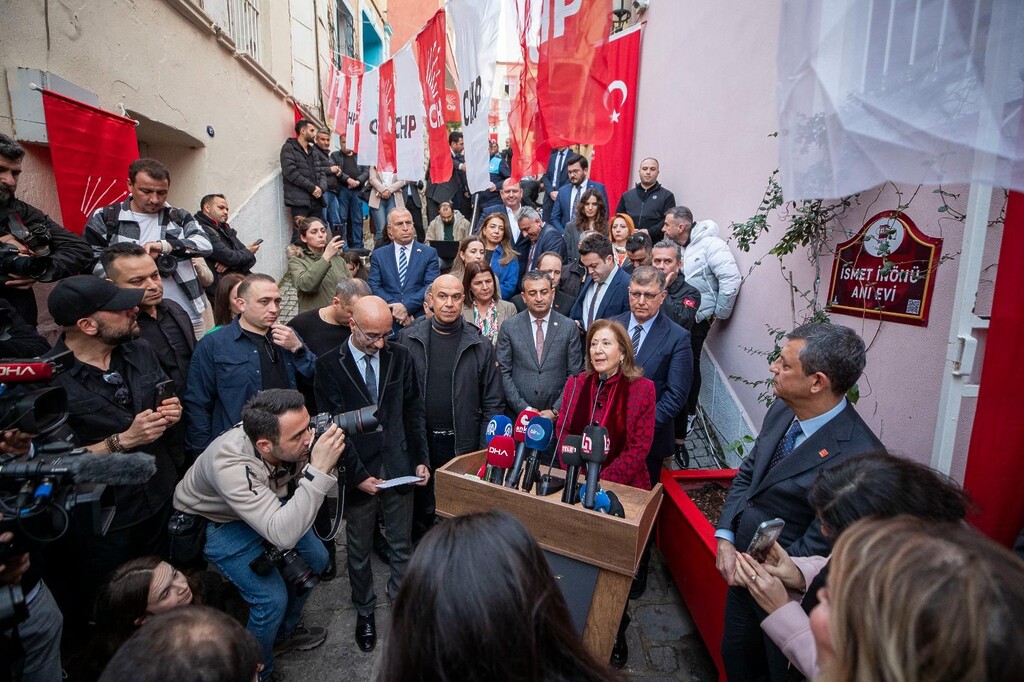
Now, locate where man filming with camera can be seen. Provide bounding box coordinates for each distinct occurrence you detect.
[0,133,94,327]
[173,389,347,682]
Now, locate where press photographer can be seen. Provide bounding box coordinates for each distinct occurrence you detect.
[172,389,348,682]
[0,134,94,327]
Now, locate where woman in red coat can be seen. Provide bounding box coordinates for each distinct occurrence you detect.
[555,319,656,490]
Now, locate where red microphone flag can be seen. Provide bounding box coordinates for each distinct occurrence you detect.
[590,25,643,211]
[415,10,453,184]
[377,59,397,173]
[41,89,139,235]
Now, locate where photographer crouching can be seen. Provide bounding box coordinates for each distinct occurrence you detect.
[171,389,347,682]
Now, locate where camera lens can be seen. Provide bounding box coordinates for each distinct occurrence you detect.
[278,549,319,596]
[333,405,379,435]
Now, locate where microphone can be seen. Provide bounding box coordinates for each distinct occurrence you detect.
[588,373,610,425]
[577,483,626,518]
[519,416,553,493]
[0,451,157,486]
[484,435,515,484]
[580,424,609,510]
[505,408,540,488]
[484,415,513,444]
[559,435,584,504]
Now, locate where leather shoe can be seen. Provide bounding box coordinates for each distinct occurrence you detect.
[610,612,630,669]
[355,614,376,652]
[629,566,648,600]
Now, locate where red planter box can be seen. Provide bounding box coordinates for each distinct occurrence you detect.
[657,468,738,682]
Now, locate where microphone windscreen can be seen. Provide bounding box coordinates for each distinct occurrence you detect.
[581,425,609,464]
[560,435,584,467]
[72,452,157,485]
[524,416,554,450]
[513,409,540,443]
[487,435,516,468]
[485,415,513,444]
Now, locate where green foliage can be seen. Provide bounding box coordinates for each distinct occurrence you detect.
[725,435,756,459]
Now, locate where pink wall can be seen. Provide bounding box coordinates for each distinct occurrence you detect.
[632,2,999,476]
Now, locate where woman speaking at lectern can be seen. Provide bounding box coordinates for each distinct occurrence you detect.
[554,319,656,490]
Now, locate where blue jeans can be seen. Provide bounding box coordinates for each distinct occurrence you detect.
[338,187,364,247]
[322,190,342,229]
[204,520,328,680]
[370,197,396,240]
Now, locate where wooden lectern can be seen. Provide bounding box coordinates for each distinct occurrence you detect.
[435,451,663,660]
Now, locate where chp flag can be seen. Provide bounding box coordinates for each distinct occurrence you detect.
[415,9,452,183]
[41,89,139,235]
[357,67,379,167]
[447,0,502,193]
[394,45,426,182]
[377,59,398,173]
[590,24,643,210]
[343,57,365,150]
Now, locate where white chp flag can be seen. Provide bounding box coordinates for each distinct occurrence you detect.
[447,0,501,193]
[357,67,379,167]
[394,45,426,182]
[345,70,361,150]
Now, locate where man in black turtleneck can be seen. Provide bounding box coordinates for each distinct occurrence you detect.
[394,274,504,541]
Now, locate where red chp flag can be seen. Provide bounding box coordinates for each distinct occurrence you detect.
[416,10,452,183]
[590,25,643,210]
[343,57,365,150]
[377,59,397,173]
[41,89,139,235]
[535,0,614,152]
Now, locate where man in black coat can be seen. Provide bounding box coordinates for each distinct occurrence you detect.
[314,296,429,653]
[715,323,883,682]
[334,135,370,249]
[196,193,258,298]
[280,119,327,229]
[510,252,575,316]
[615,157,677,243]
[424,131,469,220]
[0,133,94,325]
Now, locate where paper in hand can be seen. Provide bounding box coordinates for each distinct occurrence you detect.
[375,475,425,489]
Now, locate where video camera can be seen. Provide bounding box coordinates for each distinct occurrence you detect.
[0,214,57,283]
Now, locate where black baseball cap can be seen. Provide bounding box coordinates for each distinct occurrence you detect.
[48,275,145,326]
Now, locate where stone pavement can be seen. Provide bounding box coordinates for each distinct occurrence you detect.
[277,540,717,681]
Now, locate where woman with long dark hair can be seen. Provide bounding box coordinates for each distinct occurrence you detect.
[379,511,622,682]
[210,272,245,332]
[286,217,351,313]
[564,188,609,261]
[461,261,516,345]
[477,211,520,299]
[734,452,970,679]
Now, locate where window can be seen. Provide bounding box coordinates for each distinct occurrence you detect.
[336,2,356,63]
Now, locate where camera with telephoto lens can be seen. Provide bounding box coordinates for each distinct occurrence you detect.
[6,215,52,257]
[0,243,54,284]
[248,543,319,596]
[309,405,380,438]
[155,246,198,278]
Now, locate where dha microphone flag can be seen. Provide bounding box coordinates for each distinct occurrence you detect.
[485,435,516,484]
[485,414,513,444]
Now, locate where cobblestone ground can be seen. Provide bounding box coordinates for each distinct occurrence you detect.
[279,426,723,682]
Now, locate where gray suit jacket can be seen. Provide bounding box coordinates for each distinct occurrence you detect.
[496,309,583,415]
[718,399,883,557]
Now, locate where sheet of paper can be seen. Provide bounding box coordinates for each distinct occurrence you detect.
[375,475,425,489]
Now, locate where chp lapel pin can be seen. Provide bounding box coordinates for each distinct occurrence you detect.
[819,448,829,458]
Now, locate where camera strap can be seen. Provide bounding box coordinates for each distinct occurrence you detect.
[314,473,346,542]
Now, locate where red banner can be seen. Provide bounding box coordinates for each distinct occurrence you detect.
[590,25,643,211]
[292,102,304,124]
[415,10,452,183]
[377,59,397,173]
[535,0,613,150]
[444,88,462,123]
[342,57,365,148]
[508,11,544,180]
[326,63,345,135]
[41,90,139,235]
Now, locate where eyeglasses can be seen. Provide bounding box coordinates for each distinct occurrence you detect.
[628,290,662,301]
[354,320,392,344]
[102,371,132,407]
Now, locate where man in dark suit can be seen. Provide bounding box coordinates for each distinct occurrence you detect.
[569,233,630,332]
[400,180,425,243]
[517,207,567,273]
[368,208,440,331]
[550,153,608,232]
[715,323,883,682]
[497,270,583,420]
[511,252,574,315]
[314,296,429,654]
[424,131,469,220]
[541,147,571,222]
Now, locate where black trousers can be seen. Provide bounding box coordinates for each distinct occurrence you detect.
[413,431,457,543]
[687,319,712,415]
[722,585,793,681]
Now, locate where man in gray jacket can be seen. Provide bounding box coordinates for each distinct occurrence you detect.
[173,389,347,682]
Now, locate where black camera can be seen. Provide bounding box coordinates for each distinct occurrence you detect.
[7,215,52,257]
[248,544,319,596]
[309,405,380,438]
[0,243,54,284]
[155,246,198,278]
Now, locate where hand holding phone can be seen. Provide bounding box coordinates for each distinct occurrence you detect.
[746,518,785,563]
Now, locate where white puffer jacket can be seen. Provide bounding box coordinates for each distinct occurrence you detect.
[683,220,742,323]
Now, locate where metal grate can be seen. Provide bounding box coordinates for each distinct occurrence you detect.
[229,0,262,62]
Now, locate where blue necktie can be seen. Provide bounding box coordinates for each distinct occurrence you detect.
[631,324,642,356]
[397,246,408,289]
[768,419,801,470]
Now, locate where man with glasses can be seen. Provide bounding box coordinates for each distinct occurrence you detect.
[313,296,429,653]
[44,276,183,612]
[395,275,504,541]
[184,273,315,459]
[610,266,691,637]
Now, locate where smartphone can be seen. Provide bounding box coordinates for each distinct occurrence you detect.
[253,238,264,245]
[153,379,175,410]
[746,518,785,562]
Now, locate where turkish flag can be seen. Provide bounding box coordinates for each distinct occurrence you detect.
[377,59,397,173]
[535,0,613,150]
[41,89,139,235]
[292,102,304,124]
[416,10,452,183]
[590,25,643,211]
